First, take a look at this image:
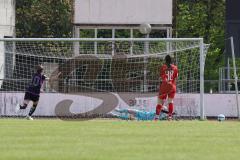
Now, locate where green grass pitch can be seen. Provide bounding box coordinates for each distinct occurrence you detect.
[0,119,240,160]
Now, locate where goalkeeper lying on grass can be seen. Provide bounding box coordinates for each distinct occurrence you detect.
[112,106,177,121]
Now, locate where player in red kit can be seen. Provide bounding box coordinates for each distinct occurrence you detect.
[155,55,178,120]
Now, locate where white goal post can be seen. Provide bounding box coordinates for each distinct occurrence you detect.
[0,38,207,119]
[230,37,240,119]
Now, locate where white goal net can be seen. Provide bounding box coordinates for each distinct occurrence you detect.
[0,38,208,119]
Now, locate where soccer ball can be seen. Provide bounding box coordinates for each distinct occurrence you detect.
[217,114,225,121]
[139,23,152,34]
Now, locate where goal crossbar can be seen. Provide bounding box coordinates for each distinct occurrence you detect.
[0,37,203,42]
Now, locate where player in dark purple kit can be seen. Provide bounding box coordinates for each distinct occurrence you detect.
[16,65,47,120]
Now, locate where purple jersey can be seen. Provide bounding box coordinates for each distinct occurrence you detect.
[26,73,46,95]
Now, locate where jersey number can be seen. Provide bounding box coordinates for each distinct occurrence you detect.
[32,77,41,86]
[166,70,174,81]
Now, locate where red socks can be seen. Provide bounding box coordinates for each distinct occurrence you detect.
[168,103,174,117]
[156,104,162,115]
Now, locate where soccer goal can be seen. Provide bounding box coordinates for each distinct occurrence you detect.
[0,38,208,119]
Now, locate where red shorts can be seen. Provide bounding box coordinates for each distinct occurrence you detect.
[158,82,176,99]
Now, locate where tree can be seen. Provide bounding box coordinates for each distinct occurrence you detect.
[176,0,225,92]
[16,0,72,38]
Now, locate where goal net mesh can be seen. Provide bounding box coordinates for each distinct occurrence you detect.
[0,38,208,119]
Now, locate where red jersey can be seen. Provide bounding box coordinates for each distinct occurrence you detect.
[160,64,178,86]
[159,64,178,99]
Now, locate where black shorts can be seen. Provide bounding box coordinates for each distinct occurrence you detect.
[24,92,40,102]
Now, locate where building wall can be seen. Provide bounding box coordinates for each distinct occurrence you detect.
[226,0,240,58]
[0,0,15,85]
[73,0,172,25]
[0,0,15,37]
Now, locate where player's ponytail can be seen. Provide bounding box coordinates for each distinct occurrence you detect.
[165,55,172,68]
[36,65,44,73]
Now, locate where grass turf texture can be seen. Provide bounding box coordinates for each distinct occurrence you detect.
[0,119,240,160]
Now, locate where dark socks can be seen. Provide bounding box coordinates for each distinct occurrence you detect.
[28,106,36,116]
